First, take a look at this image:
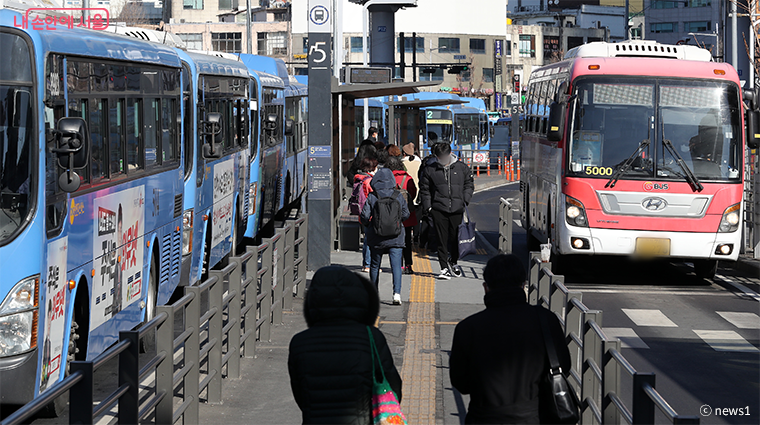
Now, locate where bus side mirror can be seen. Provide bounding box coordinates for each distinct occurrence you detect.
[284,118,294,137]
[746,109,760,149]
[555,81,568,104]
[203,112,223,159]
[53,117,89,192]
[264,114,278,132]
[547,102,566,142]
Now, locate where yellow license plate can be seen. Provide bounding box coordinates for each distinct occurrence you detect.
[635,238,671,256]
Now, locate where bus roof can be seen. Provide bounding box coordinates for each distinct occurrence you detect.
[354,98,384,108]
[568,57,741,86]
[238,54,289,82]
[187,51,250,78]
[250,70,284,89]
[0,9,181,68]
[285,80,308,98]
[565,40,713,62]
[460,97,487,113]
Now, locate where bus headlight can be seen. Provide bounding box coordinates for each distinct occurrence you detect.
[182,209,193,256]
[565,196,588,228]
[0,276,39,357]
[718,204,740,233]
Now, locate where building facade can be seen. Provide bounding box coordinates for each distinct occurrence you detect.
[644,0,721,54]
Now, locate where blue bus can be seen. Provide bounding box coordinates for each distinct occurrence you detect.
[283,76,308,211]
[0,9,185,410]
[354,97,386,146]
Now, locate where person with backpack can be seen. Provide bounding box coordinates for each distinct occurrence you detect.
[350,156,378,272]
[419,143,474,280]
[385,157,418,275]
[360,168,410,305]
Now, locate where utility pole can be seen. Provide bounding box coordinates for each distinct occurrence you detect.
[246,0,253,54]
[412,31,417,82]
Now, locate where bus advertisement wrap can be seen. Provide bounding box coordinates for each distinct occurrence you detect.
[40,237,68,393]
[92,185,146,330]
[212,159,235,250]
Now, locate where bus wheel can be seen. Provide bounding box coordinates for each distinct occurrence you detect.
[140,258,158,353]
[694,259,718,280]
[40,321,79,417]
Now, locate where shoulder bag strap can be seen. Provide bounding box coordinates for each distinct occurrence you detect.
[367,326,387,384]
[537,310,562,375]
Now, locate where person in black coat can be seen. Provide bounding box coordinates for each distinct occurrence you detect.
[288,266,402,424]
[449,254,571,424]
[418,143,474,279]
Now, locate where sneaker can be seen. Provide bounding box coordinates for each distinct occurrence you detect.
[437,269,452,280]
[393,293,402,305]
[403,266,414,275]
[449,262,462,278]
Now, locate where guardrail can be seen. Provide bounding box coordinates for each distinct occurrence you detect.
[499,198,513,254]
[527,252,700,425]
[419,148,521,181]
[1,215,309,425]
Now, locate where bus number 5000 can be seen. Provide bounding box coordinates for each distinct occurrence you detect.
[585,166,613,176]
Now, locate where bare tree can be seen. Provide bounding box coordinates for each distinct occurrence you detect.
[732,0,760,86]
[113,0,151,27]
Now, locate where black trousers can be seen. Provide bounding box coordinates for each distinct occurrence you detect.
[430,210,463,271]
[403,227,413,267]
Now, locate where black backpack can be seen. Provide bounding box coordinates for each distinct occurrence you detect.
[372,190,403,237]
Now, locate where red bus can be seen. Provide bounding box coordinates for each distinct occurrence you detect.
[519,41,759,278]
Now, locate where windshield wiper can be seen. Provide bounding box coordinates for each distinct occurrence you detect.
[662,138,704,192]
[605,138,651,188]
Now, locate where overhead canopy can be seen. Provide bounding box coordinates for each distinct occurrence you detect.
[385,98,466,108]
[332,79,441,99]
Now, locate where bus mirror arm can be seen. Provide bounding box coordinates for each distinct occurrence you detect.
[203,113,223,159]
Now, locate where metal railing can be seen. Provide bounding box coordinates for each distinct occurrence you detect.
[419,148,522,181]
[499,198,514,254]
[528,252,700,425]
[1,215,309,425]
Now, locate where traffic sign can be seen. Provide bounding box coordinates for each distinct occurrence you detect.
[308,1,332,33]
[511,93,520,104]
[473,152,489,164]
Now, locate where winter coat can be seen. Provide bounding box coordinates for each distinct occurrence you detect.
[392,169,418,227]
[288,266,402,425]
[419,154,474,214]
[449,286,572,424]
[360,168,410,250]
[401,156,422,204]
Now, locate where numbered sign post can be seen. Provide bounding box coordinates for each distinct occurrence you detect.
[307,0,333,270]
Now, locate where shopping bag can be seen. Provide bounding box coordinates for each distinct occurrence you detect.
[457,207,477,259]
[368,327,407,425]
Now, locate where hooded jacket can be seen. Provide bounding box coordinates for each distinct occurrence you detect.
[419,153,474,214]
[360,168,410,250]
[288,267,402,424]
[449,286,571,424]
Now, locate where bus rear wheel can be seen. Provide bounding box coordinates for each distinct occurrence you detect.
[140,258,158,353]
[694,259,718,280]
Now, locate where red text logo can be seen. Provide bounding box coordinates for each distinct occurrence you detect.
[13,8,109,31]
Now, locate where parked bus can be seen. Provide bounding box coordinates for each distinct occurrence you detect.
[0,9,185,411]
[520,40,755,278]
[284,76,308,210]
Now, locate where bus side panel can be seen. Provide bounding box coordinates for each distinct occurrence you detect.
[202,156,237,269]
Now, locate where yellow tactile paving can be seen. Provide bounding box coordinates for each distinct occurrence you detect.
[399,248,439,424]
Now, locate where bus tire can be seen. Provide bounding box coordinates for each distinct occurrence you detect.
[694,259,718,280]
[140,256,158,353]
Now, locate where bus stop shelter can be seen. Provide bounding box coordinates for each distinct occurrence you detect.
[384,98,466,149]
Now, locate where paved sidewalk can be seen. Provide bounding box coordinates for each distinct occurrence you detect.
[196,242,498,424]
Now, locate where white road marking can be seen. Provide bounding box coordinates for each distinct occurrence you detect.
[693,330,759,352]
[568,288,730,296]
[603,327,650,349]
[715,274,760,302]
[622,309,678,327]
[514,219,522,227]
[717,312,760,329]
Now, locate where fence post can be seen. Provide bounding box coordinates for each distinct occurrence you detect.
[581,311,603,425]
[69,361,93,424]
[184,286,201,424]
[603,339,622,425]
[207,270,224,404]
[528,252,542,305]
[260,242,273,342]
[295,214,309,297]
[632,373,656,425]
[118,330,140,425]
[272,231,285,325]
[243,246,258,357]
[155,306,174,425]
[499,200,513,254]
[228,257,242,379]
[538,267,552,308]
[283,223,296,310]
[549,274,565,319]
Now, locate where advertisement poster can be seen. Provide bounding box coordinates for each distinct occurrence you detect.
[40,237,68,393]
[91,186,145,330]
[212,159,235,249]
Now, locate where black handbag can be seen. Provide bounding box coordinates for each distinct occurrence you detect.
[538,310,580,424]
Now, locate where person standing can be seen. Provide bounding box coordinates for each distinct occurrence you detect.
[386,157,418,275]
[289,266,402,424]
[401,143,421,202]
[360,168,410,305]
[419,143,474,279]
[360,126,379,148]
[353,156,378,272]
[449,254,571,424]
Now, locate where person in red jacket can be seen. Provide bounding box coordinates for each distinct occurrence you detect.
[386,157,418,274]
[354,156,378,272]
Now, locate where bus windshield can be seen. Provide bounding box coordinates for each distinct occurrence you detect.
[426,109,452,144]
[567,77,742,183]
[455,114,480,146]
[0,34,34,243]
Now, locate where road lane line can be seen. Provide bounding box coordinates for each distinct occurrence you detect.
[716,312,760,329]
[693,330,759,352]
[715,274,760,302]
[622,309,678,327]
[603,327,650,349]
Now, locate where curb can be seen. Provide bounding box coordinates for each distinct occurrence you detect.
[474,179,519,193]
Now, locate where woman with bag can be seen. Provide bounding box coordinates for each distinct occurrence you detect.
[288,266,404,424]
[353,156,379,272]
[386,157,418,275]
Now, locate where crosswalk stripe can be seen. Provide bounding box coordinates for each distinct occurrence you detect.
[717,312,760,329]
[603,327,650,349]
[622,308,678,327]
[693,330,759,353]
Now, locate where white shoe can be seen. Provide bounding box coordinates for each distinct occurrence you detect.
[437,269,452,280]
[393,293,402,305]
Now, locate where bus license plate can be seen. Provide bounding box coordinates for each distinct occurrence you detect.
[635,238,670,256]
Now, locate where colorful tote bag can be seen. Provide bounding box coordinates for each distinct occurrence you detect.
[367,327,407,425]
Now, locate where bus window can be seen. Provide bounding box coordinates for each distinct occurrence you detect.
[109,98,124,177]
[182,64,193,179]
[145,99,159,167]
[161,98,176,162]
[90,99,107,181]
[126,99,142,172]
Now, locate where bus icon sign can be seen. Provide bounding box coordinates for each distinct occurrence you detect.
[310,5,329,25]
